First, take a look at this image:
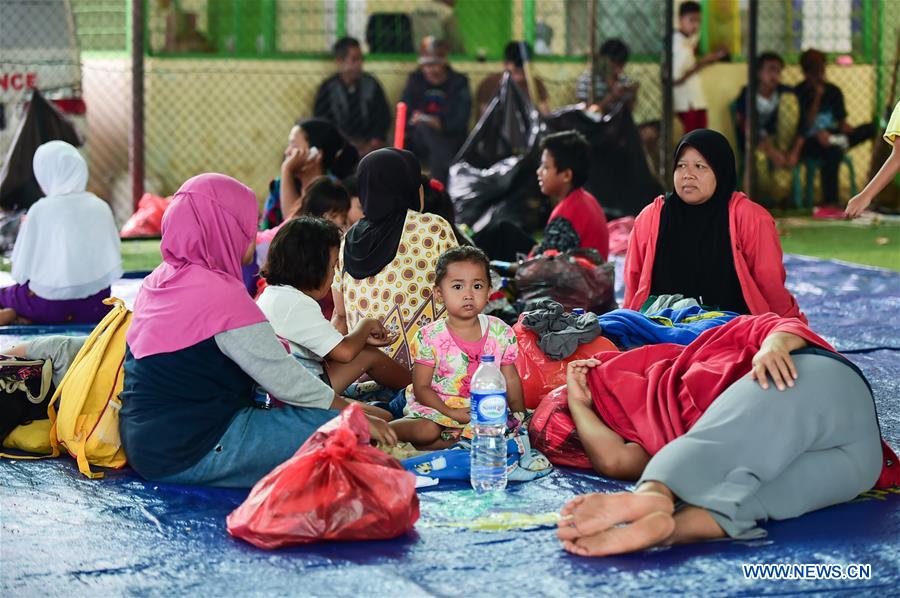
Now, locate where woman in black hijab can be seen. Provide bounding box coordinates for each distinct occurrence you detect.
[333,148,459,369]
[624,129,804,320]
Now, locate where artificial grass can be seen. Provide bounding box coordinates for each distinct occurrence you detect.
[120,239,163,272]
[778,219,900,272]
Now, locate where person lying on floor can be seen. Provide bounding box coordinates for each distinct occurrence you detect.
[256,216,410,409]
[554,313,897,556]
[119,173,395,489]
[1,141,122,326]
[624,129,805,321]
[390,246,525,449]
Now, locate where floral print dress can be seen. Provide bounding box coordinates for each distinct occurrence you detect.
[405,314,518,439]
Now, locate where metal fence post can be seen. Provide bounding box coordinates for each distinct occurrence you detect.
[130,0,145,211]
[661,0,674,184]
[747,0,758,200]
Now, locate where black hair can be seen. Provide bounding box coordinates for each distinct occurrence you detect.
[261,217,342,291]
[679,1,701,17]
[539,130,591,189]
[296,118,360,180]
[503,41,533,68]
[434,246,490,286]
[756,51,785,72]
[599,39,629,65]
[301,176,351,218]
[341,174,359,198]
[333,36,361,60]
[421,176,455,225]
[800,48,825,74]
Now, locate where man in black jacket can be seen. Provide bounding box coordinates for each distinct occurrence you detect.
[314,37,391,157]
[401,36,472,183]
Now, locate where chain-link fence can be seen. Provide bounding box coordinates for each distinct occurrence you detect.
[2,0,897,229]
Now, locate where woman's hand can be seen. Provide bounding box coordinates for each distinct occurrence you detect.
[566,359,600,407]
[751,332,805,391]
[367,415,398,446]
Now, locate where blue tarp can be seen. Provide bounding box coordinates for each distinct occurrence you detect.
[1,255,898,595]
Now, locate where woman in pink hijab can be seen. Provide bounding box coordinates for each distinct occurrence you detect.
[119,173,395,488]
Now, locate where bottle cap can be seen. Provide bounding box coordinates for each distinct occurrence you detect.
[480,355,495,363]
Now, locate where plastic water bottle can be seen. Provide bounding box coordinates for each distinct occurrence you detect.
[470,355,508,493]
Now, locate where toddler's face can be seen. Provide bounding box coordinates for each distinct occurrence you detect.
[437,261,490,320]
[536,150,570,199]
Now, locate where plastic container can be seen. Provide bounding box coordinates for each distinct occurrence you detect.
[470,355,508,493]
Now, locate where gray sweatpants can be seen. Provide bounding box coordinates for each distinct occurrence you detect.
[638,354,883,539]
[26,335,88,387]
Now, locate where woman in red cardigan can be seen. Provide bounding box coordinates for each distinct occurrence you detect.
[624,129,804,321]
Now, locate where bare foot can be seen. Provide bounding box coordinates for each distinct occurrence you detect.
[562,511,676,557]
[0,308,17,326]
[557,491,674,541]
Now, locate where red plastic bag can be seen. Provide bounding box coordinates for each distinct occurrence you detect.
[226,405,419,549]
[529,385,593,470]
[514,320,618,409]
[120,193,171,238]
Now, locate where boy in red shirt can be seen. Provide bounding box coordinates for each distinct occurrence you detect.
[534,131,609,260]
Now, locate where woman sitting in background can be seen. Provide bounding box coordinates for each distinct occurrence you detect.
[333,148,457,369]
[260,118,359,230]
[1,141,121,325]
[624,129,804,321]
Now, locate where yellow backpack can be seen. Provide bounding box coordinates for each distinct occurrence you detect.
[47,297,132,478]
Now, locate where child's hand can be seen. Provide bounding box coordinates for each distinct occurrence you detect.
[367,415,398,446]
[447,407,471,425]
[566,359,600,407]
[366,320,397,347]
[844,192,872,218]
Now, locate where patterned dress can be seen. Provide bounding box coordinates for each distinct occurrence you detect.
[405,315,518,438]
[335,210,458,369]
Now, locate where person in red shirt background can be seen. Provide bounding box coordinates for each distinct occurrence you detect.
[533,131,609,260]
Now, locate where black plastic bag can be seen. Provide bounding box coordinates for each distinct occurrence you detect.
[0,90,82,212]
[544,107,662,219]
[448,72,546,231]
[515,248,616,315]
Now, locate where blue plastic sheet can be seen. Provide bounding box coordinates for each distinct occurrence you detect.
[2,255,899,594]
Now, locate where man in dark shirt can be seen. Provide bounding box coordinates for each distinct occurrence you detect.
[401,36,472,183]
[313,37,391,157]
[789,48,875,213]
[735,52,793,169]
[476,41,549,115]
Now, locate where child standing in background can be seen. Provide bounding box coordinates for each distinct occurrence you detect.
[673,1,728,133]
[845,101,900,217]
[256,217,411,399]
[391,247,525,449]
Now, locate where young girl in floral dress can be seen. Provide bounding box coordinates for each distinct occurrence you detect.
[390,247,526,449]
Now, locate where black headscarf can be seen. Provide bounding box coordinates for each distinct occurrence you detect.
[650,129,749,313]
[342,148,422,279]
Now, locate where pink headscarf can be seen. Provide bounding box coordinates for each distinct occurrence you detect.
[126,173,266,359]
